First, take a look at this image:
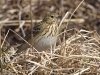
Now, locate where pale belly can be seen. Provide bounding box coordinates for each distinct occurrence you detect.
[34,36,57,51]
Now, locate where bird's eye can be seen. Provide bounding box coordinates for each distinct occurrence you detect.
[51,15,54,18]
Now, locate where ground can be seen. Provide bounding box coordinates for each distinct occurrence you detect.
[0,0,100,75]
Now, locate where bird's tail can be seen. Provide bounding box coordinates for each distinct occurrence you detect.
[16,43,30,53]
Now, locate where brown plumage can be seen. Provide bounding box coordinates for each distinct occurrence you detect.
[16,12,59,53]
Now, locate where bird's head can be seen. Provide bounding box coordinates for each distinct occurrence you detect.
[43,12,59,24]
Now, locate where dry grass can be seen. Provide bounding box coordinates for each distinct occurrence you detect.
[0,0,100,75]
[1,29,100,75]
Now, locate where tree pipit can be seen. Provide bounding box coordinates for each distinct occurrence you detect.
[16,12,59,53]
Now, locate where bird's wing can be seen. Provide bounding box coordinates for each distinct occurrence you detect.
[16,22,42,53]
[24,22,42,40]
[33,22,42,37]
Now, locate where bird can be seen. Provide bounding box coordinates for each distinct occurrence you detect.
[16,12,59,53]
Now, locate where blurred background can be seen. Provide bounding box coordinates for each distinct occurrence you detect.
[0,0,100,47]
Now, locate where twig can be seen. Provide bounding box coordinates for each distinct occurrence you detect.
[66,0,84,29]
[0,25,2,74]
[0,19,85,26]
[1,29,32,48]
[74,67,90,75]
[59,12,69,27]
[29,0,34,49]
